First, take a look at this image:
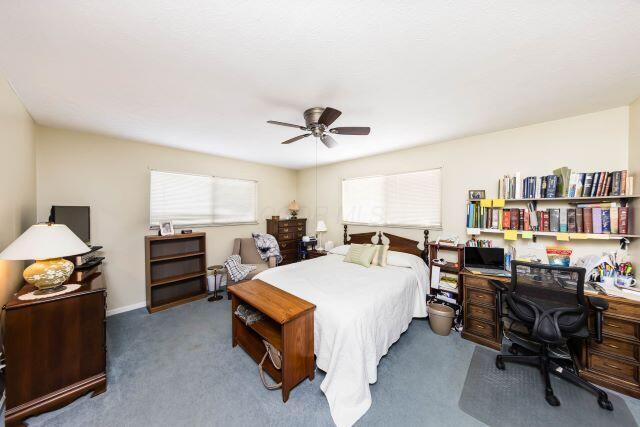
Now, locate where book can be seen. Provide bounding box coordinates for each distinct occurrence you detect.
[568,173,577,197]
[492,208,500,229]
[559,208,568,232]
[619,207,629,234]
[621,170,628,196]
[593,207,603,234]
[627,175,634,196]
[596,172,607,196]
[567,209,577,233]
[546,175,558,198]
[576,208,584,233]
[575,173,585,197]
[553,167,571,197]
[610,207,619,234]
[583,208,593,233]
[524,208,530,231]
[601,209,611,233]
[591,172,600,197]
[549,209,560,232]
[612,171,621,196]
[604,172,612,196]
[510,209,519,230]
[502,209,511,229]
[583,173,594,198]
[528,202,538,230]
[543,211,550,232]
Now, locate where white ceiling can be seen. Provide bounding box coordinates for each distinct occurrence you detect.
[1,1,640,169]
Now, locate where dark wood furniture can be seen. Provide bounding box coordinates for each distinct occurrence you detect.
[428,242,465,304]
[267,218,306,265]
[3,271,107,427]
[305,249,327,259]
[461,270,640,399]
[461,271,509,351]
[145,232,208,313]
[342,225,429,262]
[229,280,315,402]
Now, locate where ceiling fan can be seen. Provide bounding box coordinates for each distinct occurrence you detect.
[267,107,370,148]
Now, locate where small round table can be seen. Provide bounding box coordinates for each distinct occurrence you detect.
[207,265,226,302]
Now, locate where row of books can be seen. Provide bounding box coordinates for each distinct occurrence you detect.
[497,168,634,199]
[467,202,631,234]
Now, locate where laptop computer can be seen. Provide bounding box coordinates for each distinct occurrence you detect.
[464,247,511,277]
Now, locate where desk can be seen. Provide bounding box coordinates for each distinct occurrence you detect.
[461,270,640,399]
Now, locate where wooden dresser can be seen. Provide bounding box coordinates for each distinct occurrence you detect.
[266,218,306,265]
[461,270,640,399]
[229,279,315,401]
[3,271,107,426]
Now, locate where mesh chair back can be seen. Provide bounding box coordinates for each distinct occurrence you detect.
[508,261,587,342]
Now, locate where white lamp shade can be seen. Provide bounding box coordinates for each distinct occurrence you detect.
[316,220,327,232]
[0,223,91,260]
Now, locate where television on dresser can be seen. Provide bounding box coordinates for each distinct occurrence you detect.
[49,206,91,244]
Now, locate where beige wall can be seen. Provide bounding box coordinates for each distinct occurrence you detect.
[0,78,36,314]
[35,126,297,312]
[630,97,640,266]
[297,107,631,263]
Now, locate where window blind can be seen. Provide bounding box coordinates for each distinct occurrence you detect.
[150,170,257,226]
[342,169,442,228]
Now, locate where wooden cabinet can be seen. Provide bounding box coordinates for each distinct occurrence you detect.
[3,272,107,426]
[229,280,315,402]
[580,295,640,398]
[266,218,306,265]
[145,233,208,313]
[460,272,506,351]
[305,250,327,260]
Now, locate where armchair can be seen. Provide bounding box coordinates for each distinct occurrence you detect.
[225,238,277,297]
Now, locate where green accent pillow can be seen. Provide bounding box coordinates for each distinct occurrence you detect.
[343,244,377,267]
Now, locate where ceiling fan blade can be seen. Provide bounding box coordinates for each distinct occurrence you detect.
[318,107,342,127]
[320,134,338,148]
[329,127,371,135]
[281,134,311,144]
[267,120,307,130]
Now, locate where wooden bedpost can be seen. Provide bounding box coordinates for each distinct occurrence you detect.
[376,231,383,245]
[343,224,348,245]
[422,229,429,262]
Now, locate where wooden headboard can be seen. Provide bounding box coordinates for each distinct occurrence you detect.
[342,225,429,262]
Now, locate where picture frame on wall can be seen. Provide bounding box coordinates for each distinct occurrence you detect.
[159,220,175,236]
[468,190,486,200]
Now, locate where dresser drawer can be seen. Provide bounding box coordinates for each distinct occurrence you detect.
[466,303,495,323]
[592,336,639,362]
[602,316,639,342]
[278,232,295,241]
[279,240,296,251]
[464,276,495,292]
[280,251,298,264]
[589,353,639,384]
[465,318,496,340]
[466,288,495,308]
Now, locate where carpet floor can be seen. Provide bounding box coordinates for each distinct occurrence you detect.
[26,298,640,426]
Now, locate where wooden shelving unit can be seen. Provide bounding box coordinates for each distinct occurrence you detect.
[427,242,464,305]
[145,233,208,313]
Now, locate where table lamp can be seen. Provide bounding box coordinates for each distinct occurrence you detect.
[316,220,327,251]
[0,223,91,294]
[288,200,300,219]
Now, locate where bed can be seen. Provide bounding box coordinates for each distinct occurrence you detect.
[254,227,430,427]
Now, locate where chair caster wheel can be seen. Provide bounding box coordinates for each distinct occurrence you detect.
[508,345,518,355]
[545,393,560,407]
[598,396,613,411]
[495,356,505,370]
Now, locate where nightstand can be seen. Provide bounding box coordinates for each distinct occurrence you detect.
[306,249,328,259]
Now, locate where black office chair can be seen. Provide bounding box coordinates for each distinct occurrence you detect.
[493,260,613,410]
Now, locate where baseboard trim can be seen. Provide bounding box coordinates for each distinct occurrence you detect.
[107,301,146,316]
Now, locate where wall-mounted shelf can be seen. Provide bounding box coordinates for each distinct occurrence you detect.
[467,228,639,240]
[468,195,639,204]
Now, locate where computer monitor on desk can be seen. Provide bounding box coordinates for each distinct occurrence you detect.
[464,247,511,277]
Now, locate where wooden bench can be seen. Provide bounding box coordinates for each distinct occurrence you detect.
[228,279,315,402]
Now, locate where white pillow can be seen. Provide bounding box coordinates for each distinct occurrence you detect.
[329,244,350,255]
[386,250,422,268]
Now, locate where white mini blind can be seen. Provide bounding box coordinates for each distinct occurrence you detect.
[342,169,442,228]
[150,170,257,226]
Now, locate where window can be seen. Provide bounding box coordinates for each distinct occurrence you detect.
[150,170,257,227]
[342,168,442,228]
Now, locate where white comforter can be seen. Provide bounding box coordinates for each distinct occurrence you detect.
[255,253,429,427]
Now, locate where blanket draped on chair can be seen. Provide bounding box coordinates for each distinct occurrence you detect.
[252,233,282,264]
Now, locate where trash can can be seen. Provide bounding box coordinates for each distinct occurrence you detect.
[428,303,455,336]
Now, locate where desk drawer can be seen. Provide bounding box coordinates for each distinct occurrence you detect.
[466,303,495,323]
[602,317,639,342]
[466,288,495,308]
[589,353,638,384]
[592,336,639,362]
[607,300,640,320]
[466,318,496,340]
[464,276,495,292]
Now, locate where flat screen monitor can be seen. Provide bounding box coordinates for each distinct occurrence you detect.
[49,206,90,244]
[464,247,505,269]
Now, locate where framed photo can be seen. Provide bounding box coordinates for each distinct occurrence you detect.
[159,220,175,236]
[468,190,486,200]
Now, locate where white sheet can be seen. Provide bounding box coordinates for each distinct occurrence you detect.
[255,253,429,427]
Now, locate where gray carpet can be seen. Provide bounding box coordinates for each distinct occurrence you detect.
[459,347,637,427]
[24,298,640,426]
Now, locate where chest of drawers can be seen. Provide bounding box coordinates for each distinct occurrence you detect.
[266,218,306,265]
[461,273,505,351]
